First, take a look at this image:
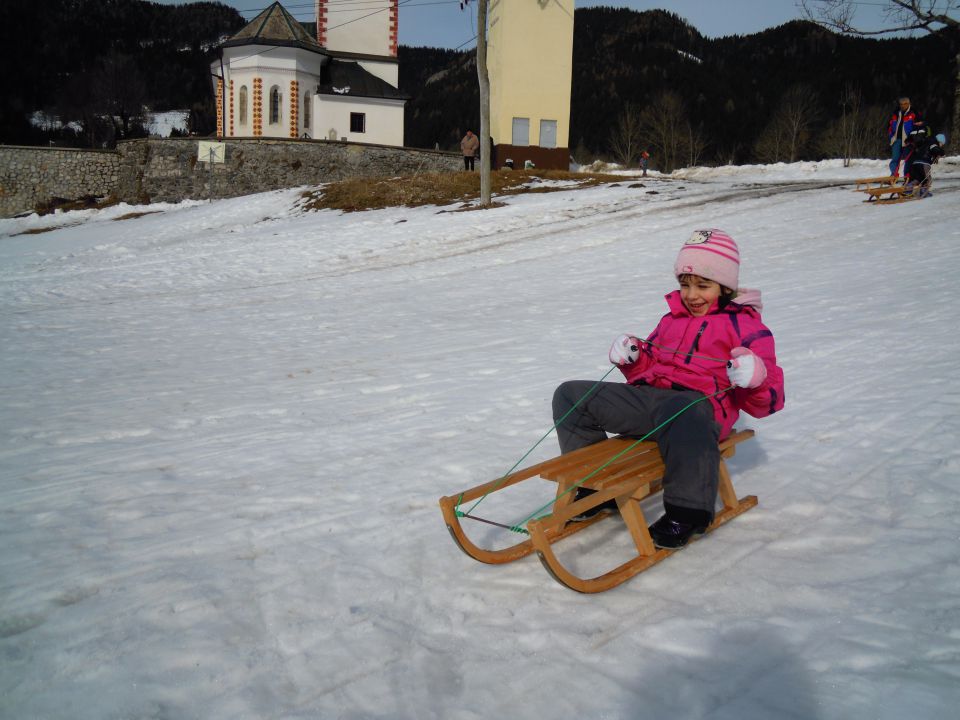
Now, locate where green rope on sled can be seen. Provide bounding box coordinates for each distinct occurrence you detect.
[642,339,730,365]
[459,365,620,516]
[454,332,737,533]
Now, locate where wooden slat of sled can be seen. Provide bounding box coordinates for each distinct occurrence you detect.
[854,176,899,190]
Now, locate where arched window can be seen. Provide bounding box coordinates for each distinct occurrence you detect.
[303,91,311,130]
[269,86,281,124]
[238,86,248,126]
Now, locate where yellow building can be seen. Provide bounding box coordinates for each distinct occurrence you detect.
[488,0,575,170]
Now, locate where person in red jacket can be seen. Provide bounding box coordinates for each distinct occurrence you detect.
[887,97,917,177]
[552,229,785,548]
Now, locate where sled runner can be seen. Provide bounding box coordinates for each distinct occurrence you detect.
[860,185,917,204]
[439,429,757,593]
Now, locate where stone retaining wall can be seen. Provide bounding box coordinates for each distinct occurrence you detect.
[0,146,120,218]
[0,138,462,217]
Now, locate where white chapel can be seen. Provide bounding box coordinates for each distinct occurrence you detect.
[212,1,406,145]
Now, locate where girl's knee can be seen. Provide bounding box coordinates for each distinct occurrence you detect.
[553,380,586,416]
[553,381,573,406]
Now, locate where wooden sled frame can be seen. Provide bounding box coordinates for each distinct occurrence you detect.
[853,176,900,191]
[439,429,757,593]
[853,176,918,204]
[861,185,917,204]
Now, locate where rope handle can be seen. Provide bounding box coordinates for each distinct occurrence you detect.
[459,338,735,523]
[462,365,619,515]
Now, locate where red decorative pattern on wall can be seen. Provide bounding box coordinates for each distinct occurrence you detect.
[316,0,327,46]
[289,80,299,138]
[216,78,224,137]
[389,0,398,56]
[252,78,263,137]
[228,79,234,136]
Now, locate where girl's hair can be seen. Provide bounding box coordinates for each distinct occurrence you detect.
[678,273,736,296]
[678,273,737,309]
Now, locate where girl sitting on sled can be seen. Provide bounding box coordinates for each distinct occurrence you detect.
[553,229,785,548]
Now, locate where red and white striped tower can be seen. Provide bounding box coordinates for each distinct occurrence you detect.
[316,0,397,56]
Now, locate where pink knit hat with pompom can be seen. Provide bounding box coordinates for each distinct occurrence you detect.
[674,229,740,290]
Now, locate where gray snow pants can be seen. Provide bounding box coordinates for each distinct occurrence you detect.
[552,380,721,516]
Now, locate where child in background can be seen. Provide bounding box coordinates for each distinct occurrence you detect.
[905,132,947,198]
[552,229,785,548]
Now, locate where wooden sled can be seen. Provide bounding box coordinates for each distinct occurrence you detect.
[853,176,918,204]
[439,429,757,593]
[853,176,900,191]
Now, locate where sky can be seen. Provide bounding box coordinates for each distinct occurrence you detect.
[153,0,914,50]
[2,157,960,719]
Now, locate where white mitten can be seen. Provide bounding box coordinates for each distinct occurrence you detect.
[609,334,642,366]
[726,346,767,388]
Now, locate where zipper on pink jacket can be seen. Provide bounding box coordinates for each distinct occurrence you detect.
[683,321,708,364]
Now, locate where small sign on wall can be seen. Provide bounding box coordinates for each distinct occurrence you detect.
[197,141,226,164]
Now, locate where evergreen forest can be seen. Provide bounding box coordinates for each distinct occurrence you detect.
[2,1,956,168]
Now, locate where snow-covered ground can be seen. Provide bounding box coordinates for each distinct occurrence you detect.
[2,158,959,719]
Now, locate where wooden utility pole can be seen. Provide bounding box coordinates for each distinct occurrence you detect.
[477,0,491,205]
[463,0,492,205]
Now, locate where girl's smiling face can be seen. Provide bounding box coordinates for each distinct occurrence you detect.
[679,274,723,316]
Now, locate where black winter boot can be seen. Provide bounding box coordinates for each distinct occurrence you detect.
[571,487,618,521]
[648,504,712,548]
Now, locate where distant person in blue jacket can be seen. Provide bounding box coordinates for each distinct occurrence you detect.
[887,97,916,177]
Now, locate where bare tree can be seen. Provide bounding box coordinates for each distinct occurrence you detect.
[754,116,790,163]
[784,85,821,161]
[818,85,888,164]
[755,85,821,163]
[800,0,959,144]
[686,121,709,167]
[91,51,147,140]
[608,104,644,166]
[640,92,689,173]
[834,85,865,165]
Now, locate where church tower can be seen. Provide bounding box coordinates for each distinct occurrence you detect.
[488,0,574,169]
[316,0,399,57]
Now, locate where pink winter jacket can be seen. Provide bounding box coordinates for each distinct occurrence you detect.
[620,288,785,439]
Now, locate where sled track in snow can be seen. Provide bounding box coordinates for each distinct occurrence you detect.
[7,178,959,312]
[258,178,951,279]
[335,178,960,275]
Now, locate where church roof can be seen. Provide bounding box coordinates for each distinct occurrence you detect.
[318,60,409,101]
[222,1,325,54]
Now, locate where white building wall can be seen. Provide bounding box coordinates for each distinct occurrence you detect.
[221,47,329,139]
[313,96,404,146]
[217,45,404,145]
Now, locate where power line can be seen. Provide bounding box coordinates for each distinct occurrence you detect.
[232,0,460,22]
[225,0,475,54]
